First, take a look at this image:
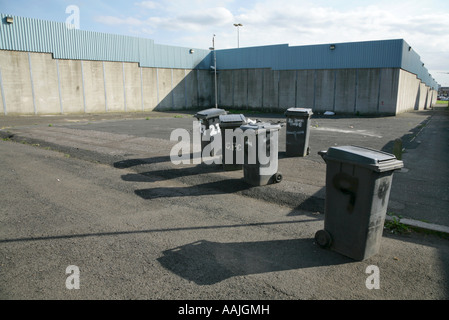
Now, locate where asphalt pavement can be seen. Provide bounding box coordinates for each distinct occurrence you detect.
[0,106,448,300]
[2,106,448,230]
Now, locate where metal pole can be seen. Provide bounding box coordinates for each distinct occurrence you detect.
[213,35,218,108]
[237,27,239,48]
[233,23,243,48]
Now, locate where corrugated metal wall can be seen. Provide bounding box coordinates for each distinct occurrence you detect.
[216,40,438,89]
[0,14,211,69]
[400,40,439,90]
[216,40,404,70]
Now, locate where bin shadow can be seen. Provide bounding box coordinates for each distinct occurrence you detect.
[113,155,173,169]
[121,161,226,184]
[287,188,325,216]
[114,149,212,168]
[157,238,352,285]
[134,178,252,200]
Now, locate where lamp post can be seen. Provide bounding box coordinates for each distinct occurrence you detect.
[233,23,243,48]
[209,34,218,108]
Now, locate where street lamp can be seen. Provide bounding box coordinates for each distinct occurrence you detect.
[209,34,218,108]
[233,23,243,48]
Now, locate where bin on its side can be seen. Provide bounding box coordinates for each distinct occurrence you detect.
[284,108,313,157]
[194,108,227,157]
[240,122,282,186]
[315,145,403,261]
[219,114,247,171]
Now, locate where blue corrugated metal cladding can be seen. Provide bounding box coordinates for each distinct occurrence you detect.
[0,14,212,69]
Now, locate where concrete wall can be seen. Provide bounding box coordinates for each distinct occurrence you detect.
[215,67,437,115]
[0,49,438,116]
[0,50,212,115]
[0,50,35,114]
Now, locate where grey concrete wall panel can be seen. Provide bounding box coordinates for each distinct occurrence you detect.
[296,70,315,109]
[416,83,427,110]
[185,69,199,108]
[334,69,357,114]
[0,50,34,114]
[83,60,106,113]
[262,69,279,109]
[218,70,234,108]
[247,69,263,109]
[103,61,125,112]
[28,52,60,114]
[171,69,187,110]
[314,70,336,112]
[356,69,381,114]
[123,62,142,112]
[233,69,248,108]
[278,70,296,109]
[141,67,158,111]
[397,69,421,114]
[0,69,5,115]
[197,70,212,108]
[157,68,174,110]
[58,59,84,114]
[378,68,399,115]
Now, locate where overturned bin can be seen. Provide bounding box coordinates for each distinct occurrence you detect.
[219,114,247,171]
[240,122,282,186]
[284,108,313,157]
[194,108,227,157]
[315,145,403,261]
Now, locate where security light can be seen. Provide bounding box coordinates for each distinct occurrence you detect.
[330,44,336,50]
[6,16,13,24]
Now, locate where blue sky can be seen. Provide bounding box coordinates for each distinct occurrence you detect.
[1,0,448,86]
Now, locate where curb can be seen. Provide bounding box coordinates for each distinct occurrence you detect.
[385,215,449,236]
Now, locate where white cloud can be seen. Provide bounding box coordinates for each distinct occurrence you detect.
[178,7,234,27]
[94,15,145,26]
[135,1,160,10]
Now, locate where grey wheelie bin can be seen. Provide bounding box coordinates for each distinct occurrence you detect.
[315,146,403,261]
[284,108,313,157]
[194,108,227,157]
[219,114,247,171]
[240,122,282,186]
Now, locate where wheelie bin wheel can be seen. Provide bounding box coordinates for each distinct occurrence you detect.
[315,230,332,248]
[274,172,283,183]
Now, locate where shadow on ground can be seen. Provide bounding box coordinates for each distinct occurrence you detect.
[157,238,353,285]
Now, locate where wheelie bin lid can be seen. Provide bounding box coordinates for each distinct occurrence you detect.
[219,114,247,127]
[284,108,313,117]
[240,122,281,133]
[319,145,403,172]
[194,108,227,119]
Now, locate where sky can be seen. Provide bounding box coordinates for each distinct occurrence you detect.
[1,0,448,86]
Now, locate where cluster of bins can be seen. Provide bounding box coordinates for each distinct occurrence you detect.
[194,107,403,260]
[194,109,282,186]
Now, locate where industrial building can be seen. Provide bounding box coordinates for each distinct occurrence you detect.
[0,14,439,116]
